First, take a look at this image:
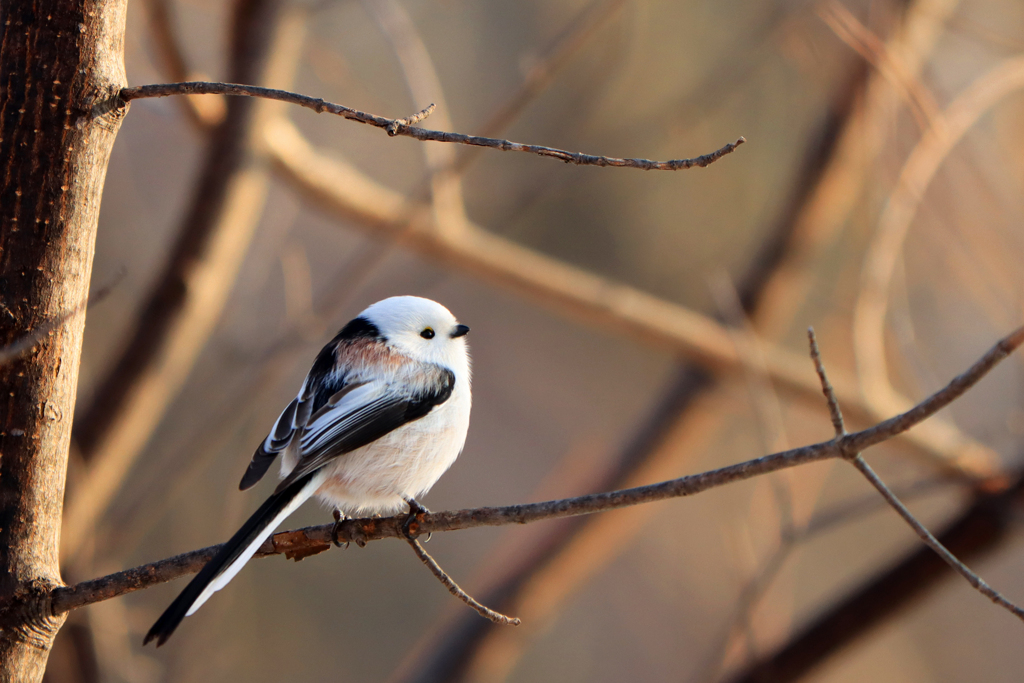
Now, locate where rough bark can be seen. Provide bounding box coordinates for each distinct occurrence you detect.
[0,0,127,679]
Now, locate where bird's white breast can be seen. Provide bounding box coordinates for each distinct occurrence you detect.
[290,381,471,515]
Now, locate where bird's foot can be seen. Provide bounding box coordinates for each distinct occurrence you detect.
[402,497,431,541]
[331,509,350,549]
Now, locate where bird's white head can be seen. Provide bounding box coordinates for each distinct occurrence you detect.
[360,296,470,373]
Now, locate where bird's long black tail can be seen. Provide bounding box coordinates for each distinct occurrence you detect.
[144,471,319,646]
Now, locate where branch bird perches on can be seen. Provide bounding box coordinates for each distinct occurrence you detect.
[40,325,1024,624]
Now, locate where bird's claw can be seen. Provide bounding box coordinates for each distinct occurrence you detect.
[331,509,350,548]
[402,498,430,540]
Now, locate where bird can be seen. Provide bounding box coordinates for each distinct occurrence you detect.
[144,295,472,646]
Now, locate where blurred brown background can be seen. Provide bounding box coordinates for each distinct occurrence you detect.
[45,0,1024,681]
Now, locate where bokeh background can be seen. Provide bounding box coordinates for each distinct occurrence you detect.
[44,0,1024,681]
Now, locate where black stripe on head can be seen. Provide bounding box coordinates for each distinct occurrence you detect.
[307,317,381,394]
[305,316,384,417]
[335,316,382,342]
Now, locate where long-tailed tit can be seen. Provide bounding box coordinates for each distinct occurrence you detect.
[145,296,471,646]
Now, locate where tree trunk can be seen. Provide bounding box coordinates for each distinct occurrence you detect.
[0,0,127,679]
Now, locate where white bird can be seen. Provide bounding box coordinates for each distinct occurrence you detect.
[145,296,472,646]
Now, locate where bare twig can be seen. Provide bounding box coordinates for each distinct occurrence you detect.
[45,325,1024,616]
[119,81,745,170]
[406,538,521,627]
[385,103,437,136]
[808,329,1024,624]
[807,328,845,437]
[850,456,1024,621]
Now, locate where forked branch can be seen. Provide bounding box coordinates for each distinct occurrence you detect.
[807,328,1024,623]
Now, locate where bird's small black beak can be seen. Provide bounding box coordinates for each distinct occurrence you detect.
[451,324,470,338]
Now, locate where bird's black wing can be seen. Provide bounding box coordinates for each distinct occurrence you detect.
[239,316,382,490]
[273,368,455,492]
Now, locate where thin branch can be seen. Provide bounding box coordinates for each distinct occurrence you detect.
[406,538,521,627]
[386,103,436,136]
[850,455,1024,621]
[808,329,1024,624]
[119,81,745,170]
[807,328,845,437]
[46,325,1024,616]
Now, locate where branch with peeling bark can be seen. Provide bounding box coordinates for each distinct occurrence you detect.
[42,325,1024,624]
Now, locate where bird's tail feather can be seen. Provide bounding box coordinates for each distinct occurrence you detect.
[144,471,321,647]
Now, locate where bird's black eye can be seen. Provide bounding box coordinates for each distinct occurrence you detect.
[420,328,435,339]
